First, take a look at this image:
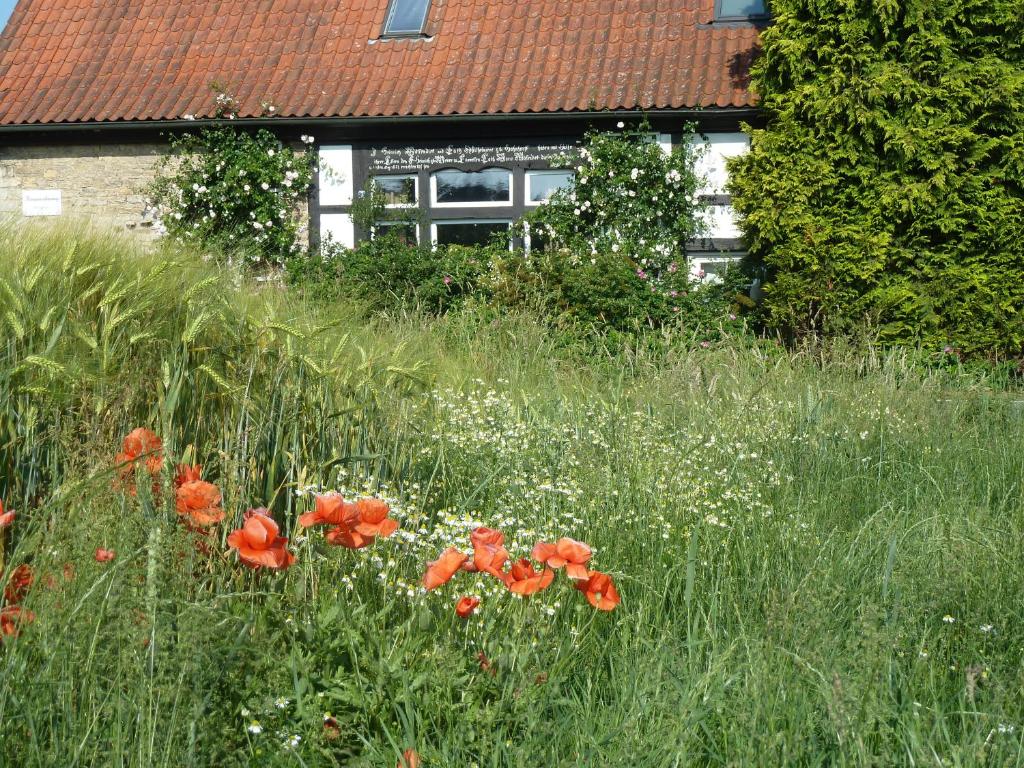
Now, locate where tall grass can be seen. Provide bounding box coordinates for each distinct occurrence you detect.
[0,224,1022,767]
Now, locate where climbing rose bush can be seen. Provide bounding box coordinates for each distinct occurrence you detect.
[150,125,315,267]
[521,123,708,282]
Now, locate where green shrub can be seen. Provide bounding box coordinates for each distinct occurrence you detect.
[729,0,1024,358]
[149,92,315,267]
[287,235,493,315]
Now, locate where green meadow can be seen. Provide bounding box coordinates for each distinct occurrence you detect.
[0,225,1021,767]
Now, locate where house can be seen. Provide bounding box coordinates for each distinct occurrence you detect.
[0,0,765,273]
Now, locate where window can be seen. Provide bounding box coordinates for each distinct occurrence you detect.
[691,255,742,283]
[432,220,510,247]
[525,170,574,205]
[372,174,417,207]
[382,0,431,36]
[715,0,768,19]
[373,222,419,245]
[431,168,512,206]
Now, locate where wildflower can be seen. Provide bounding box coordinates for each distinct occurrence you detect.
[353,498,399,538]
[504,558,554,596]
[470,527,509,580]
[247,722,263,735]
[573,570,621,611]
[443,275,452,285]
[422,547,468,590]
[3,564,33,603]
[455,596,480,618]
[173,463,202,489]
[0,499,14,529]
[942,615,955,624]
[323,715,340,740]
[94,548,116,563]
[175,480,225,526]
[0,605,35,639]
[115,428,163,494]
[980,624,994,633]
[398,748,420,768]
[227,512,296,570]
[532,537,592,580]
[299,492,357,528]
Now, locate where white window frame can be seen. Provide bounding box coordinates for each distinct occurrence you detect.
[371,220,421,244]
[371,173,419,209]
[524,169,574,207]
[430,168,513,208]
[690,254,742,284]
[430,218,513,249]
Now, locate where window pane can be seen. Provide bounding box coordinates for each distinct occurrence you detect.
[434,168,510,204]
[375,222,418,245]
[527,170,574,203]
[384,0,430,34]
[373,175,417,206]
[718,0,766,16]
[435,221,509,247]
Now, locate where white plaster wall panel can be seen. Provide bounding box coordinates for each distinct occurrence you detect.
[689,132,750,195]
[320,213,355,248]
[318,145,353,206]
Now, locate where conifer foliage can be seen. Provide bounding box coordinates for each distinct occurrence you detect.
[729,0,1024,357]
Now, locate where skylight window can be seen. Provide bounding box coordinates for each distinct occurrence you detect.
[715,0,768,20]
[382,0,431,36]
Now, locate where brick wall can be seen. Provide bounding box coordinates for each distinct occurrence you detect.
[0,143,165,239]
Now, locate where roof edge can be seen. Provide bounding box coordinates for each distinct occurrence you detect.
[0,107,760,134]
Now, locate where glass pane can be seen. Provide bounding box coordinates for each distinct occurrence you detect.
[373,175,417,206]
[435,221,509,247]
[718,0,766,16]
[375,222,418,245]
[527,170,574,203]
[384,0,431,34]
[434,168,510,204]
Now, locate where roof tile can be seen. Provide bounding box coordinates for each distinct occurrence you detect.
[0,0,759,125]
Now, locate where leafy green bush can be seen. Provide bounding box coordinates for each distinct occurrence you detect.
[149,94,314,267]
[487,250,749,338]
[288,235,493,315]
[729,0,1024,358]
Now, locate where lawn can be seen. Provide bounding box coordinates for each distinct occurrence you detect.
[0,225,1022,767]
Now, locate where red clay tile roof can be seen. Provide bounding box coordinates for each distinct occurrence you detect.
[0,0,760,126]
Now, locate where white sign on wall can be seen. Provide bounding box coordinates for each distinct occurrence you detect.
[22,189,62,217]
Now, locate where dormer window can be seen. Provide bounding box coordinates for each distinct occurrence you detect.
[382,0,431,37]
[714,0,768,20]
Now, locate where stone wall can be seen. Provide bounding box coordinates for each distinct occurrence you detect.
[0,143,165,239]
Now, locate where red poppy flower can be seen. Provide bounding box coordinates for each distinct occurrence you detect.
[397,748,420,768]
[226,512,296,570]
[299,492,358,528]
[95,548,116,562]
[574,570,621,611]
[0,498,14,529]
[0,605,34,639]
[324,524,374,549]
[116,427,164,479]
[3,564,33,604]
[532,537,592,581]
[468,526,509,580]
[470,526,504,548]
[422,547,468,590]
[174,464,203,489]
[504,558,554,595]
[353,498,399,538]
[455,596,480,618]
[175,480,224,526]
